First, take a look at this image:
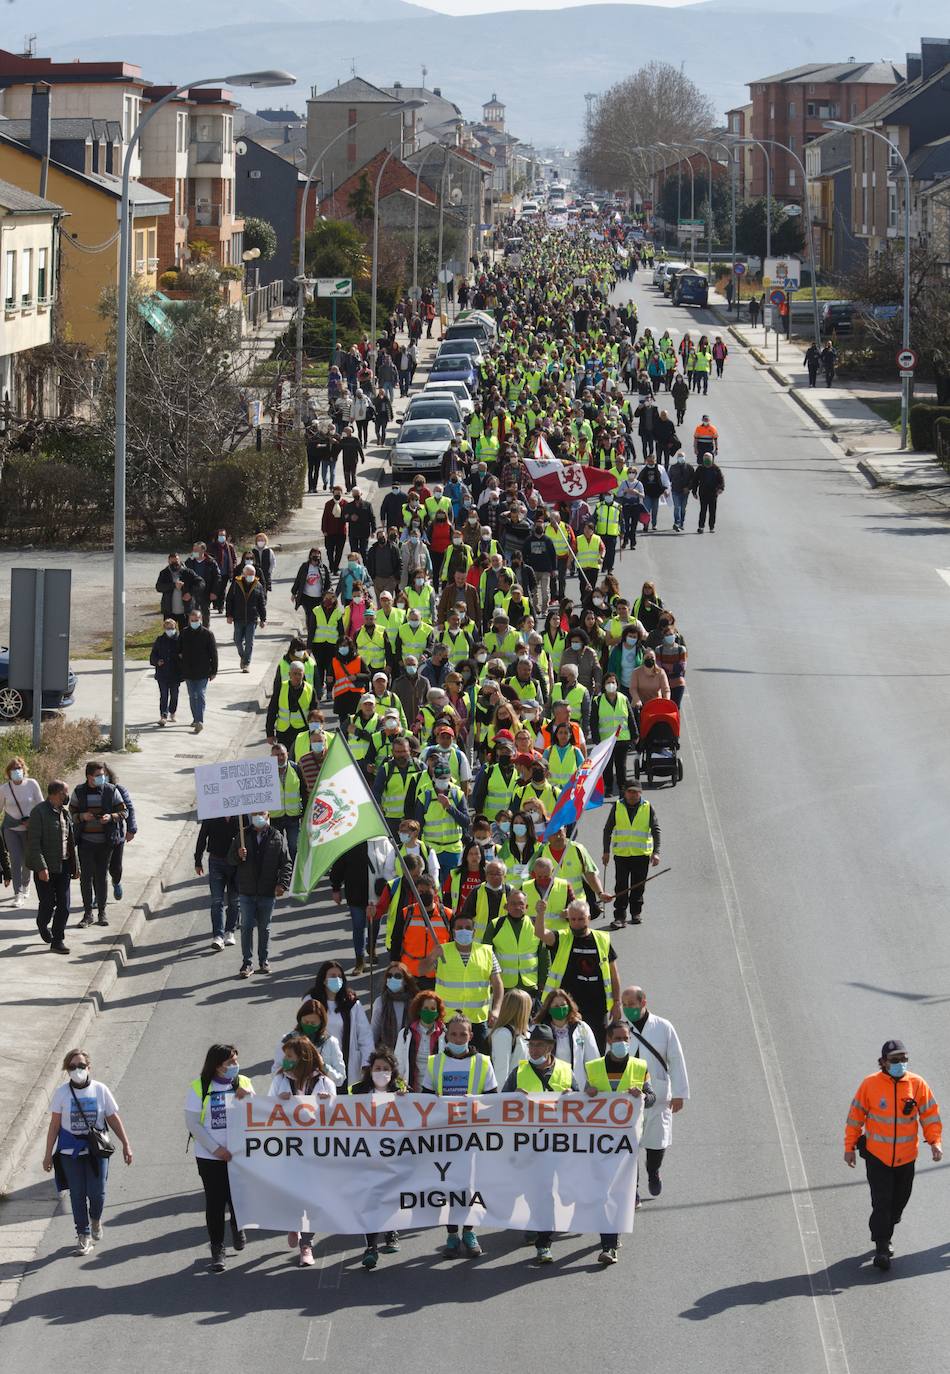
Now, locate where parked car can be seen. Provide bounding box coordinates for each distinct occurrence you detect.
[402,394,464,433]
[422,380,475,417]
[0,645,77,720]
[435,337,483,363]
[820,301,854,336]
[389,419,457,480]
[427,354,477,392]
[671,269,709,307]
[444,309,496,344]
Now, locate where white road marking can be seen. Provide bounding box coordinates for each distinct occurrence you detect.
[935,569,950,590]
[685,711,852,1374]
[318,1245,343,1289]
[302,1318,332,1361]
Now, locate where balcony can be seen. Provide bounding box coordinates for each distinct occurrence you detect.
[189,202,223,227]
[189,139,224,171]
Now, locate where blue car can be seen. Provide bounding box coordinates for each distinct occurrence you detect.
[427,354,477,394]
[0,644,77,720]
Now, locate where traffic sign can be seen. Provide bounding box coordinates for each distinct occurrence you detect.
[896,347,918,370]
[899,369,914,379]
[316,277,352,298]
[782,277,799,290]
[733,262,747,277]
[769,288,787,306]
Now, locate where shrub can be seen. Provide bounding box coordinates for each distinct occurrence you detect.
[909,404,950,452]
[0,716,102,793]
[933,416,950,470]
[0,452,109,542]
[219,264,244,281]
[185,442,305,542]
[158,270,179,290]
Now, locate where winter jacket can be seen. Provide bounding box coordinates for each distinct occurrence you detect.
[149,631,184,683]
[26,801,77,877]
[345,498,376,542]
[366,540,402,580]
[668,458,695,495]
[227,825,292,897]
[226,577,267,625]
[692,463,725,498]
[176,624,218,680]
[155,564,204,619]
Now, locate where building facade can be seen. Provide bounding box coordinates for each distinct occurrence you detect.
[0,178,64,414]
[306,77,420,206]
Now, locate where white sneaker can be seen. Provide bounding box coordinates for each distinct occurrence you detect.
[91,1218,103,1241]
[223,932,236,946]
[75,1233,92,1256]
[211,936,225,951]
[15,892,27,908]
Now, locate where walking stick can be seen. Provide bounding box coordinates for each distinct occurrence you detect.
[602,866,671,902]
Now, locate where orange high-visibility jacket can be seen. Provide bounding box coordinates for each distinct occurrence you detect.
[845,1070,942,1167]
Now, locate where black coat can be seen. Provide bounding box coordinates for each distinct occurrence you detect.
[227,826,292,896]
[226,578,267,625]
[185,555,220,606]
[176,625,218,680]
[149,631,183,683]
[291,559,331,603]
[156,564,204,618]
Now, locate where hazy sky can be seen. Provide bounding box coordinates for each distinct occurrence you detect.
[414,0,693,12]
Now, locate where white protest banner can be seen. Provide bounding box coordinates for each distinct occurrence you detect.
[194,755,281,820]
[227,1092,641,1234]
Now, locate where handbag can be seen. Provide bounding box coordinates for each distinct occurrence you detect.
[69,1081,115,1160]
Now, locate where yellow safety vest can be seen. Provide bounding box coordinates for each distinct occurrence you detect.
[544,927,613,1009]
[584,1056,649,1092]
[595,501,620,537]
[271,765,303,819]
[520,876,571,931]
[484,763,518,819]
[596,694,631,742]
[576,533,603,569]
[473,884,507,943]
[441,628,473,664]
[538,840,592,890]
[356,627,388,673]
[545,522,570,556]
[379,762,420,820]
[427,1052,492,1093]
[491,916,540,990]
[275,681,314,733]
[398,622,430,657]
[189,1074,253,1127]
[434,942,495,1022]
[311,606,342,646]
[424,495,453,522]
[420,785,465,853]
[376,608,404,643]
[515,1058,574,1092]
[550,682,586,722]
[278,657,316,687]
[545,742,582,789]
[406,587,434,622]
[609,799,653,858]
[513,780,558,817]
[347,717,378,762]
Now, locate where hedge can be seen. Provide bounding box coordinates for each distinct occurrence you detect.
[934,417,950,471]
[909,404,950,453]
[184,442,305,542]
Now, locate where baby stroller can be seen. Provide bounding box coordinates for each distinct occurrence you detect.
[634,698,683,787]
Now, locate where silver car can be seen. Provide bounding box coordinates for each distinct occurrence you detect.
[390,418,457,479]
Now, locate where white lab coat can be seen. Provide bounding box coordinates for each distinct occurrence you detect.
[271,1031,346,1087]
[631,1013,689,1150]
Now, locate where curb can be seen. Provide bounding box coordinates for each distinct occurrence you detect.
[0,622,290,1199]
[856,460,882,487]
[787,386,832,428]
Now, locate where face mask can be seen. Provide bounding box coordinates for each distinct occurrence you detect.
[300,1023,321,1038]
[446,1040,468,1056]
[9,768,24,782]
[217,534,226,543]
[281,1058,297,1073]
[220,1064,239,1082]
[550,1005,569,1023]
[326,976,344,994]
[386,977,404,994]
[349,560,360,571]
[454,928,474,947]
[623,1005,645,1024]
[663,633,676,646]
[528,1053,549,1068]
[256,540,266,549]
[339,647,350,658]
[887,1062,906,1079]
[452,536,463,546]
[68,1066,89,1084]
[593,596,604,606]
[92,774,106,788]
[371,1070,392,1090]
[643,659,655,669]
[192,550,202,559]
[570,641,581,652]
[513,822,528,838]
[419,1006,439,1026]
[608,1040,630,1059]
[606,684,617,697]
[476,652,487,664]
[250,814,267,830]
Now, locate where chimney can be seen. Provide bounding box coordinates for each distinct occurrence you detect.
[433,86,441,97]
[30,82,51,197]
[920,37,950,81]
[905,51,922,82]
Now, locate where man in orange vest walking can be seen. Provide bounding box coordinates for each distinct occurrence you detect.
[844,1038,942,1271]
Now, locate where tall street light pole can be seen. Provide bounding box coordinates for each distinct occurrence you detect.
[370,145,399,347]
[696,138,738,284]
[294,98,426,430]
[726,134,772,259]
[827,119,912,449]
[757,136,821,350]
[112,67,295,753]
[412,142,442,302]
[657,143,695,265]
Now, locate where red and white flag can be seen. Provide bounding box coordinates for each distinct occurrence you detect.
[526,436,618,502]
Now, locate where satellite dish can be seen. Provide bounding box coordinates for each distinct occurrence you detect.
[235,140,247,156]
[450,188,463,205]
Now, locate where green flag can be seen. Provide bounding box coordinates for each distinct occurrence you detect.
[290,733,389,898]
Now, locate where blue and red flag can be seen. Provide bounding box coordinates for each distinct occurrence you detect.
[542,734,617,840]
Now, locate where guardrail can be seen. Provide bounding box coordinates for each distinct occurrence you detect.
[243,279,284,328]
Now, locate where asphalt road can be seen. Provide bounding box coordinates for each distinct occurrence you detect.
[4,270,950,1373]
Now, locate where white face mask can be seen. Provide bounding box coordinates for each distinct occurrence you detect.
[256,540,266,549]
[69,1067,89,1085]
[371,1070,392,1090]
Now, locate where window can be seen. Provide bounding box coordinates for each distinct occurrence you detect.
[5,248,16,308]
[851,101,859,117]
[231,230,243,263]
[224,179,233,215]
[887,185,898,229]
[224,115,233,154]
[788,168,797,187]
[147,226,158,269]
[808,84,816,94]
[177,111,188,154]
[769,102,775,120]
[37,246,48,301]
[788,134,796,151]
[20,247,32,304]
[134,228,146,274]
[788,101,796,117]
[887,139,900,169]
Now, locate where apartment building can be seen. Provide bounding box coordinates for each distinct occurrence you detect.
[747,60,904,204]
[0,179,64,413]
[725,104,753,199]
[306,77,421,201]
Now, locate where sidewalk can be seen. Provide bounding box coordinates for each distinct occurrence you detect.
[708,299,950,498]
[0,325,439,1197]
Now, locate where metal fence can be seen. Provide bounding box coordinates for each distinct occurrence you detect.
[243,279,285,329]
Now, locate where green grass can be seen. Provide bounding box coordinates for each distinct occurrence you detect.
[86,618,163,661]
[249,359,328,388]
[866,398,901,431]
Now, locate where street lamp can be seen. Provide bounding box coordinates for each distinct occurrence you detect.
[369,144,399,346]
[412,142,443,302]
[294,98,426,429]
[657,143,696,266]
[725,134,772,259]
[696,138,738,285]
[826,119,912,450]
[112,67,295,752]
[755,137,821,349]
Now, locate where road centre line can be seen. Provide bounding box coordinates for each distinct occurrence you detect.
[685,710,851,1374]
[302,1317,332,1360]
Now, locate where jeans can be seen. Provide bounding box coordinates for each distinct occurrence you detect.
[209,856,239,938]
[349,904,367,959]
[320,455,337,488]
[61,1152,108,1235]
[78,841,111,918]
[645,495,660,529]
[195,1156,236,1249]
[670,684,685,710]
[2,821,27,895]
[272,817,300,864]
[233,620,256,666]
[240,894,275,966]
[186,678,209,724]
[157,676,180,719]
[36,868,71,943]
[672,490,689,528]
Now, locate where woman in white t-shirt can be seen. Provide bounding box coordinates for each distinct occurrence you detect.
[2,755,44,906]
[490,988,531,1084]
[43,1047,133,1256]
[268,1035,336,1268]
[184,1042,254,1273]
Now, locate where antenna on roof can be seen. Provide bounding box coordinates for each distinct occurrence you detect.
[22,34,37,58]
[350,57,357,78]
[421,63,428,88]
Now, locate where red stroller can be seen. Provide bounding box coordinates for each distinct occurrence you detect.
[634,698,683,787]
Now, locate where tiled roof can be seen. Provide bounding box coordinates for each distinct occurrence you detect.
[0,176,63,213]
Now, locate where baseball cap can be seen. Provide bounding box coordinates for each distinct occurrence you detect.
[881,1039,907,1059]
[514,751,537,767]
[436,721,456,737]
[372,671,388,682]
[359,694,376,707]
[495,729,515,744]
[528,1024,555,1044]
